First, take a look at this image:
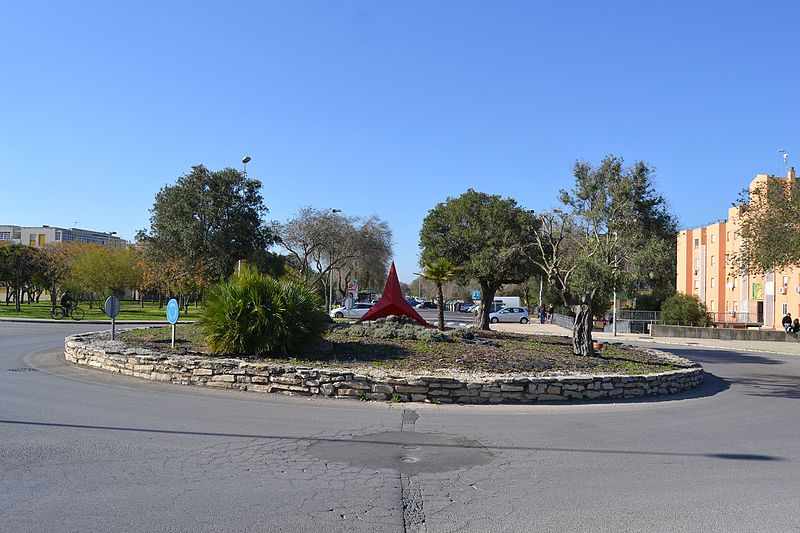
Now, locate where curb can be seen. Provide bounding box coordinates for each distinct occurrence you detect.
[0,317,196,325]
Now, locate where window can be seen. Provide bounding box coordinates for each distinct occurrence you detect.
[694,280,700,290]
[694,238,699,249]
[784,276,790,287]
[727,231,731,241]
[711,255,715,267]
[783,303,788,315]
[710,234,716,243]
[0,231,10,241]
[711,278,715,288]
[711,301,716,312]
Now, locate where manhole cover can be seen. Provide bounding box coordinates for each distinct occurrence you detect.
[307,431,493,475]
[7,368,39,372]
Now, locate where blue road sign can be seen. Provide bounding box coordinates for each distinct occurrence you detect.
[166,299,179,324]
[471,290,481,301]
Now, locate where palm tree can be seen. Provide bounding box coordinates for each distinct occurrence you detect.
[418,258,459,331]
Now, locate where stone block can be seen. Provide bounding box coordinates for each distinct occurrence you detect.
[395,385,428,394]
[338,380,371,390]
[211,374,236,382]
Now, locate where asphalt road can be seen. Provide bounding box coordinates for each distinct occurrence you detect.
[2,322,799,532]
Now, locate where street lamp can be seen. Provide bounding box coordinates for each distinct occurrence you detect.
[329,209,342,311]
[242,155,251,177]
[238,156,252,276]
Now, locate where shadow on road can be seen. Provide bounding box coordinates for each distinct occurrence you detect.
[658,347,786,366]
[0,418,782,462]
[724,373,800,400]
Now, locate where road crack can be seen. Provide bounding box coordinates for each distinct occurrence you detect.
[400,408,426,533]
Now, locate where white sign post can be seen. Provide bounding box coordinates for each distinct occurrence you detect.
[166,299,179,348]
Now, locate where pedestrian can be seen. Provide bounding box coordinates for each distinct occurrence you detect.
[539,307,546,324]
[793,318,800,334]
[547,305,554,324]
[782,313,793,332]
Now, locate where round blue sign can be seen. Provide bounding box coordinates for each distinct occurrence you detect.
[166,299,179,324]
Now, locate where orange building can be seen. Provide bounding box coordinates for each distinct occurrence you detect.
[676,167,799,330]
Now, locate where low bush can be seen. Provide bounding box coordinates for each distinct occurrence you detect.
[342,315,451,342]
[198,267,330,355]
[660,293,710,327]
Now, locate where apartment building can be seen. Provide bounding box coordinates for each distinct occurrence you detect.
[0,225,123,247]
[677,167,799,329]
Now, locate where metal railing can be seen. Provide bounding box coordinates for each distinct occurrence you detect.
[551,312,574,330]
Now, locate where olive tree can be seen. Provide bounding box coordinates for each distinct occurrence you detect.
[534,156,677,355]
[419,189,541,329]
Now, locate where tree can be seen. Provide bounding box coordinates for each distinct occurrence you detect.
[275,208,392,307]
[731,177,800,275]
[660,293,709,326]
[138,165,273,283]
[0,244,44,311]
[39,242,90,309]
[419,189,542,329]
[66,245,143,311]
[418,258,459,331]
[533,156,677,355]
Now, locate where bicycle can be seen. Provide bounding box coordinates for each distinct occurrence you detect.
[50,304,85,321]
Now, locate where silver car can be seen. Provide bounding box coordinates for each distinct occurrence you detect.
[489,307,530,324]
[330,302,374,319]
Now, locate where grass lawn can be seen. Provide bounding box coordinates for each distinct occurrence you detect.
[119,322,686,376]
[0,300,202,321]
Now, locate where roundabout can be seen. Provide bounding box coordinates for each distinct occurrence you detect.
[2,322,800,532]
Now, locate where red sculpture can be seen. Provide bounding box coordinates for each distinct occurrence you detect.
[358,262,429,326]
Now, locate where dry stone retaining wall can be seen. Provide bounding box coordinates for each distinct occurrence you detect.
[64,333,704,404]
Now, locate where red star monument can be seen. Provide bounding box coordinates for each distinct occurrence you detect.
[358,262,429,326]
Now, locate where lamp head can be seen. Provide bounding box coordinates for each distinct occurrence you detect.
[242,156,251,165]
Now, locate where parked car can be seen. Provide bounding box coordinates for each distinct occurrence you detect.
[460,303,477,313]
[330,302,374,319]
[489,307,529,324]
[415,301,437,309]
[405,297,420,307]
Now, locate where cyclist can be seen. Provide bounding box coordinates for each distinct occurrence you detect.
[60,291,75,313]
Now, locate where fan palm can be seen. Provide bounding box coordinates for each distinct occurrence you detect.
[418,258,459,331]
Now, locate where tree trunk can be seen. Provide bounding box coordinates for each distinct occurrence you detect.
[475,281,496,330]
[436,283,445,331]
[571,292,594,356]
[14,287,20,312]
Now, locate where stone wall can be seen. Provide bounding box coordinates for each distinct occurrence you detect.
[65,333,704,404]
[652,324,795,342]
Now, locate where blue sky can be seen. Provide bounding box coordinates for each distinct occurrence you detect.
[2,1,799,283]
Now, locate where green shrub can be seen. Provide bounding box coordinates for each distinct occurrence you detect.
[344,315,450,342]
[660,293,710,327]
[198,266,330,355]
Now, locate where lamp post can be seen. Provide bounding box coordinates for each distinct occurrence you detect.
[329,209,342,311]
[238,156,252,276]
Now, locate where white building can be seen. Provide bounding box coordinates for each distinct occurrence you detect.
[0,225,124,247]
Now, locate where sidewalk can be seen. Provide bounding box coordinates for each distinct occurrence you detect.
[492,322,800,357]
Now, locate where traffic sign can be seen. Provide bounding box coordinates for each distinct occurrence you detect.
[166,299,179,324]
[104,296,120,318]
[471,290,481,301]
[347,282,359,296]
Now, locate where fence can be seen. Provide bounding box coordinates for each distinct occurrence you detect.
[551,312,574,330]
